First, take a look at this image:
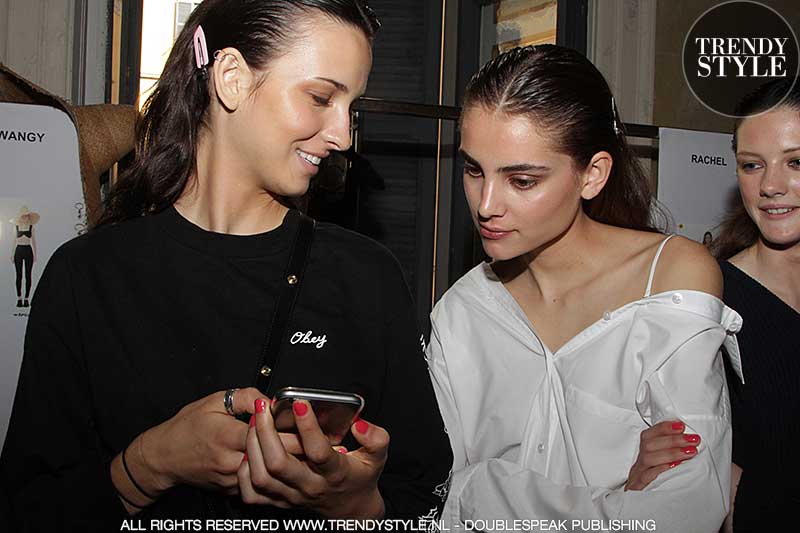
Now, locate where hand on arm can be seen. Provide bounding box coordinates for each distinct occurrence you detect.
[238,398,387,519]
[625,420,701,491]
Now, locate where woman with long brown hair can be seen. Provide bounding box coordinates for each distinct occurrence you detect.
[0,1,451,529]
[427,45,742,532]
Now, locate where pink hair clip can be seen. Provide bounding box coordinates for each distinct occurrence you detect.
[193,25,209,70]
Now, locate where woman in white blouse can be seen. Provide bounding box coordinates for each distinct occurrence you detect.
[427,45,742,533]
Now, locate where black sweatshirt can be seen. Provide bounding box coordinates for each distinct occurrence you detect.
[0,207,452,531]
[720,261,799,532]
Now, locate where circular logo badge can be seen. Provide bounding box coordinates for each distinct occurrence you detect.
[682,0,799,118]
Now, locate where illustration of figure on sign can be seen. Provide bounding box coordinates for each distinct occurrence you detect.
[10,206,40,308]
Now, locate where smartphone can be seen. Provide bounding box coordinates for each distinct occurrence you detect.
[271,387,364,444]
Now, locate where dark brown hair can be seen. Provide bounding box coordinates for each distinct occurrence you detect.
[712,77,800,259]
[462,44,661,232]
[95,0,379,227]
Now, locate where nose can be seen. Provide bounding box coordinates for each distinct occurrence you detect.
[477,177,504,220]
[759,163,788,198]
[321,107,352,152]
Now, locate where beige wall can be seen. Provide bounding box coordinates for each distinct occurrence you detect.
[0,0,75,100]
[653,0,800,134]
[590,0,657,126]
[0,0,109,104]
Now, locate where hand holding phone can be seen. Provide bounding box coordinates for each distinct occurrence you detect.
[271,387,364,445]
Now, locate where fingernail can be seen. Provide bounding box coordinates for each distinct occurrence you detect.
[293,401,308,417]
[270,398,276,406]
[681,446,697,455]
[249,415,256,427]
[669,461,681,468]
[255,399,266,414]
[684,434,700,444]
[355,420,369,434]
[671,421,684,431]
[337,447,347,454]
[242,453,248,462]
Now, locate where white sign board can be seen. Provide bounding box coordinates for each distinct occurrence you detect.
[657,127,739,244]
[0,102,85,449]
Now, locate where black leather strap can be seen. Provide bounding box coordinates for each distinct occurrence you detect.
[253,214,316,394]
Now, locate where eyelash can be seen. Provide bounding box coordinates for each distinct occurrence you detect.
[463,166,539,189]
[739,159,800,171]
[511,177,538,190]
[464,165,482,178]
[738,161,762,172]
[311,94,332,106]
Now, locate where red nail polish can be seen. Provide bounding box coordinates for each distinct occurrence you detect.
[337,447,347,454]
[669,461,681,468]
[681,446,697,455]
[293,402,308,417]
[255,399,266,414]
[249,415,256,427]
[355,420,369,434]
[684,434,700,444]
[671,421,684,431]
[242,453,248,462]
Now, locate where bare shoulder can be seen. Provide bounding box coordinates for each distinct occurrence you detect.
[649,235,722,298]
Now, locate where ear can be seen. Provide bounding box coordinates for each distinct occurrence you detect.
[579,151,613,201]
[211,47,254,112]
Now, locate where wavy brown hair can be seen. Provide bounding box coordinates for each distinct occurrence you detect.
[95,0,379,228]
[462,44,663,232]
[712,77,800,260]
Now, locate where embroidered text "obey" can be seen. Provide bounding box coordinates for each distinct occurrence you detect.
[290,330,327,349]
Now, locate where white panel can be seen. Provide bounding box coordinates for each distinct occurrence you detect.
[657,127,738,242]
[0,102,85,449]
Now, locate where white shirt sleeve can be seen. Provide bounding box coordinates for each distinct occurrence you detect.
[427,317,733,533]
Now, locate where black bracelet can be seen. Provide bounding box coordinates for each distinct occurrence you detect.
[122,445,156,500]
[115,488,145,510]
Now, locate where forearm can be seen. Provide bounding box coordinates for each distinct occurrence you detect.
[445,454,728,533]
[722,463,742,533]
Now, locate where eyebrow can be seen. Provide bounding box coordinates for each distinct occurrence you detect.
[314,77,349,92]
[737,146,800,157]
[459,149,551,173]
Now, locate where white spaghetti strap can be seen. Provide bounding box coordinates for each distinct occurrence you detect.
[644,235,675,297]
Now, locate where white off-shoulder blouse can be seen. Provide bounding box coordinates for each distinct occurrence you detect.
[427,239,743,533]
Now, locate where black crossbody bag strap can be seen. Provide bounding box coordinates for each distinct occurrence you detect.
[209,214,315,519]
[253,214,316,394]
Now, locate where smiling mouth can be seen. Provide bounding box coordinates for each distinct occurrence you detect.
[297,149,322,166]
[762,207,796,215]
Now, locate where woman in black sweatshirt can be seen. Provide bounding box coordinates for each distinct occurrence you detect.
[0,1,451,529]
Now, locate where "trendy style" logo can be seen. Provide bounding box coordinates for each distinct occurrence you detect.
[682,1,799,117]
